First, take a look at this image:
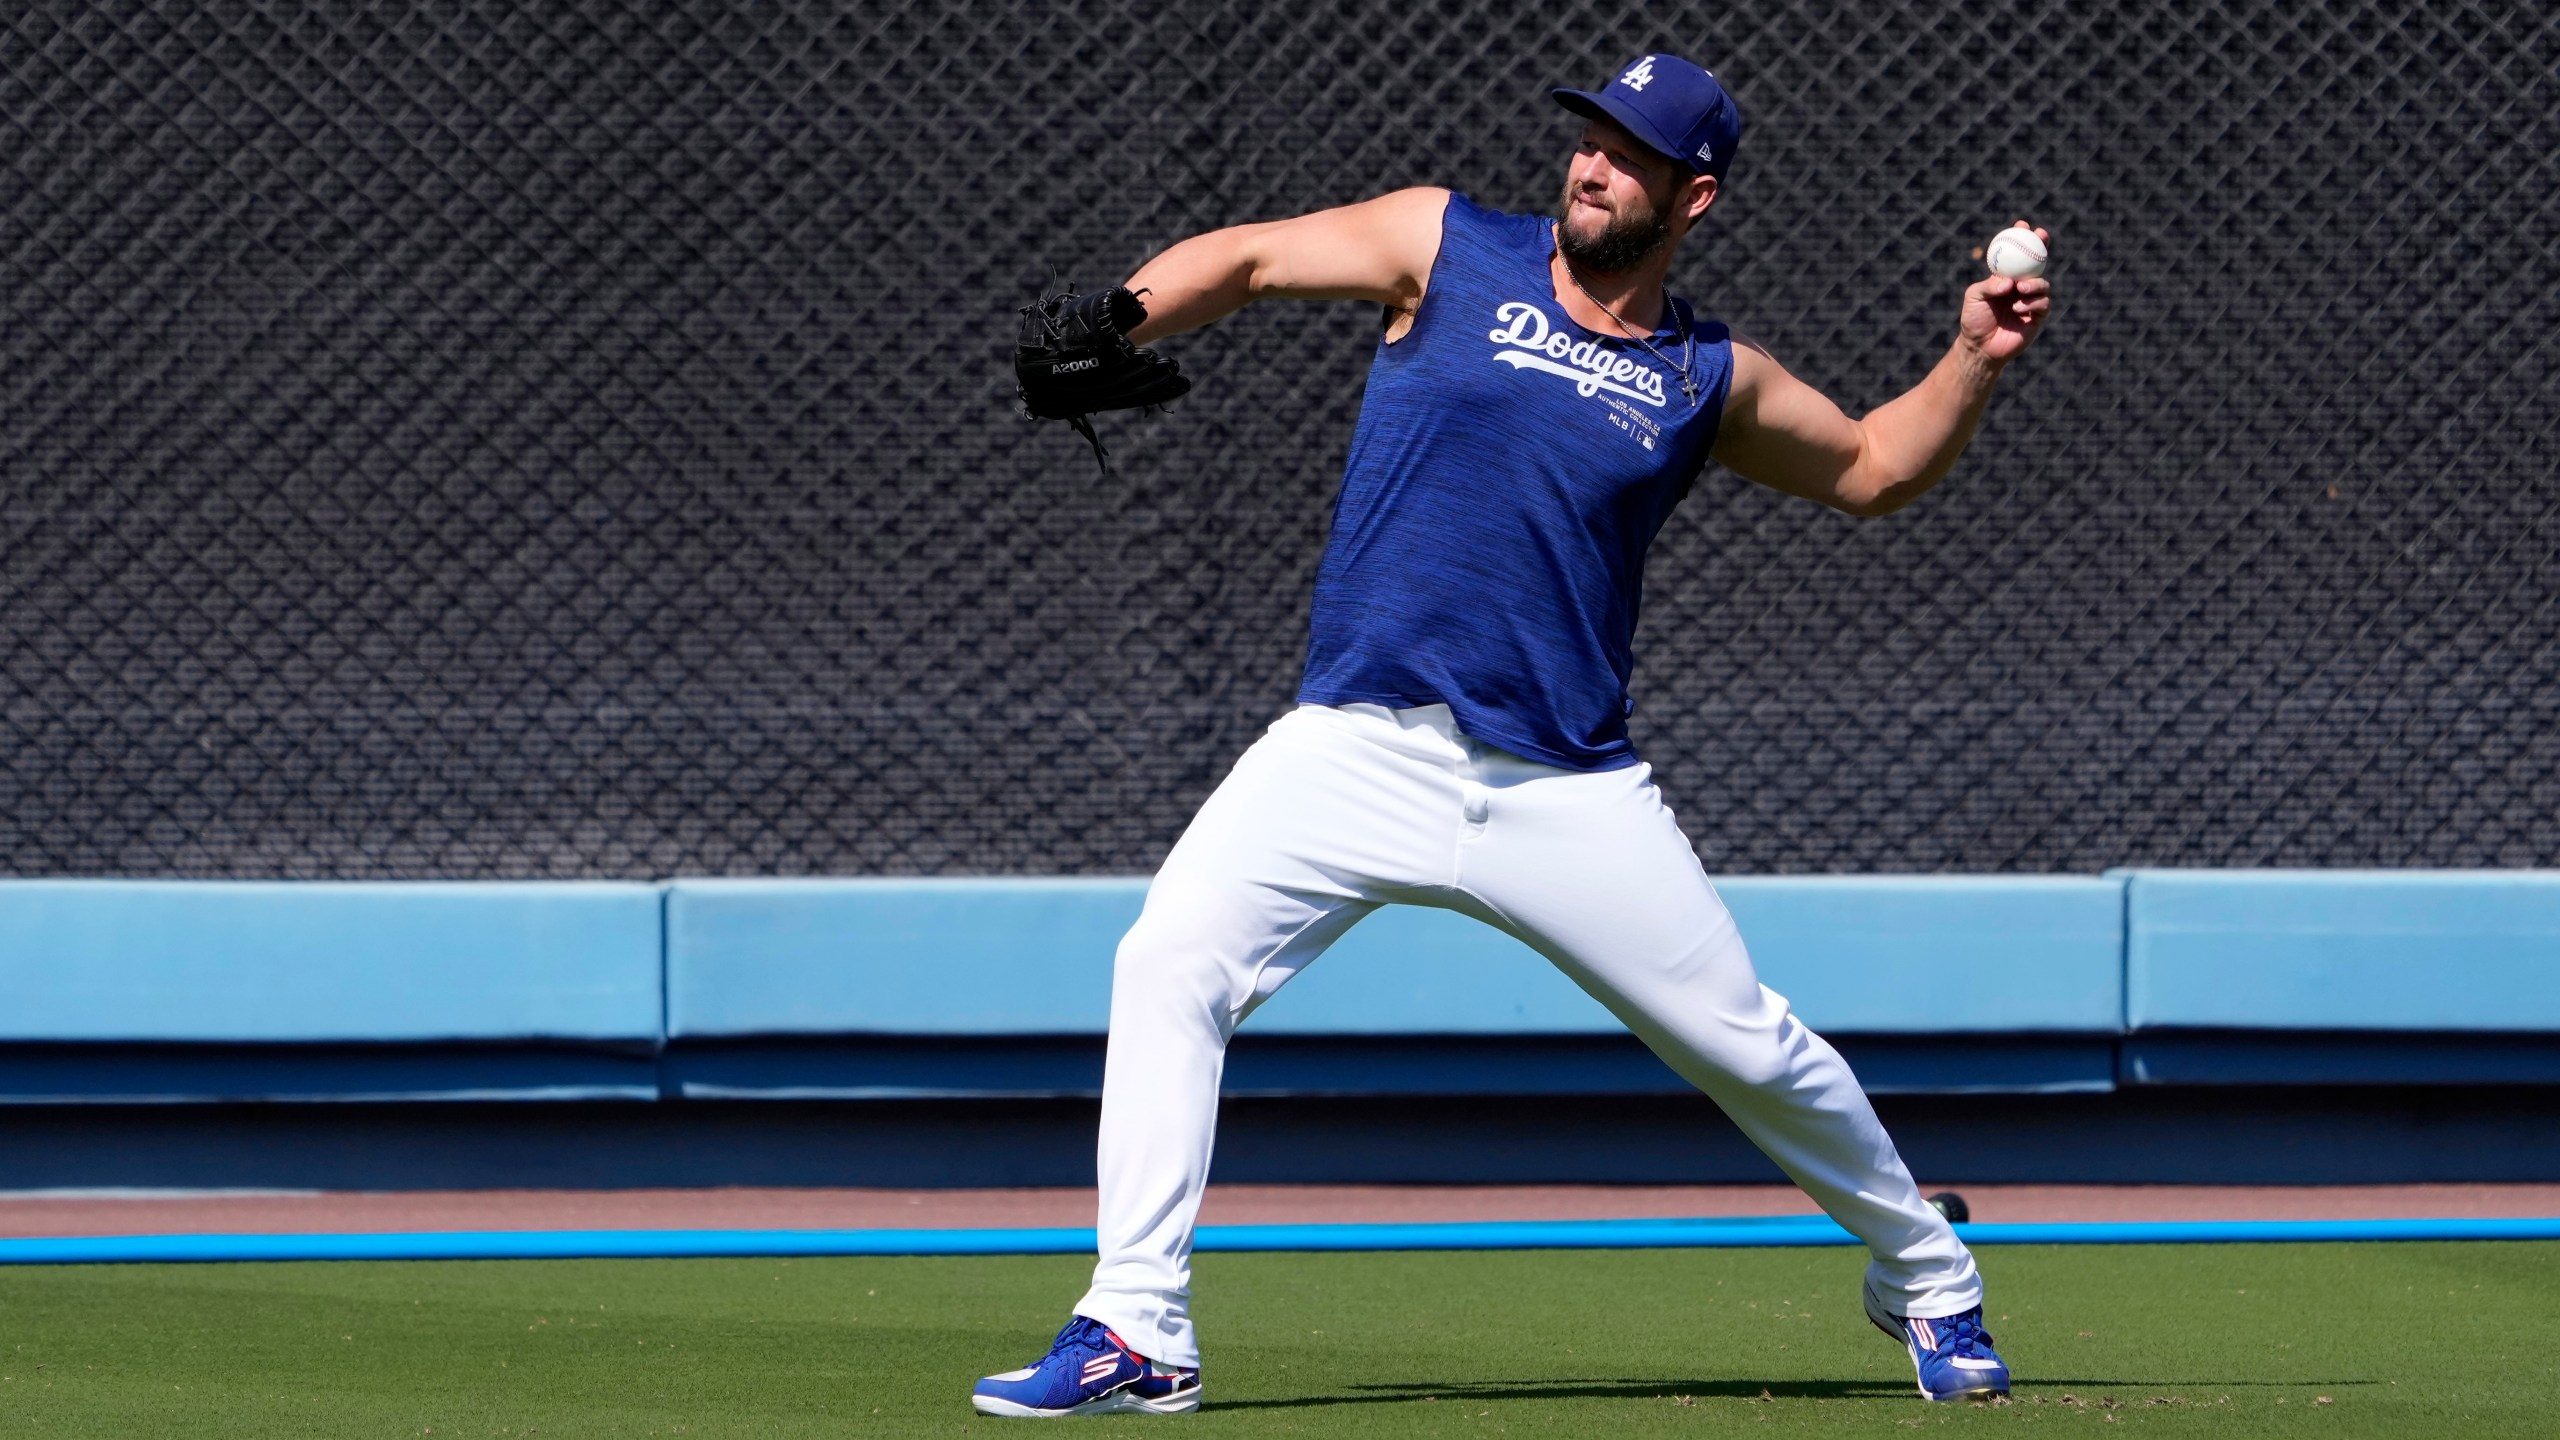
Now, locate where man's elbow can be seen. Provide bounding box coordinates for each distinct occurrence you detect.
[1845,490,1921,519]
[1827,475,1899,519]
[1829,459,1937,518]
[1826,435,1898,518]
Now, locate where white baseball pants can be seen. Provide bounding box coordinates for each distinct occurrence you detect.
[1073,702,1980,1366]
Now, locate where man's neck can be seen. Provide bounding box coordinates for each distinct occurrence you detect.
[1548,227,1675,335]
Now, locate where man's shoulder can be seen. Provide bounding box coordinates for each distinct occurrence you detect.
[1434,193,1550,257]
[1669,298,1733,347]
[1443,192,1537,231]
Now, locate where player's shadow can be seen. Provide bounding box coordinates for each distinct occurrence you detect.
[1212,1377,1907,1409]
[2032,1378,2378,1389]
[1215,1375,2378,1411]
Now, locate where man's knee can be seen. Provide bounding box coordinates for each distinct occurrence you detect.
[1652,1008,1823,1093]
[1109,909,1248,1028]
[1705,1028,1800,1090]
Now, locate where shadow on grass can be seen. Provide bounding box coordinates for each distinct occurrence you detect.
[2022,1379,2378,1390]
[1213,1378,1915,1410]
[1212,1375,2378,1411]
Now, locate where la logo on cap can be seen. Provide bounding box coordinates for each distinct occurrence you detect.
[1619,55,1657,90]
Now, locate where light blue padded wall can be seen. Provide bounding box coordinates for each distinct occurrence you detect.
[18,870,2557,1049]
[1700,877,2123,1034]
[2124,869,2560,1030]
[0,881,665,1043]
[664,875,2126,1036]
[667,879,1144,1035]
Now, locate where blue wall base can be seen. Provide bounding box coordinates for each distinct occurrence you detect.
[0,1033,2112,1104]
[3,1086,2558,1190]
[2123,1031,2560,1085]
[11,1216,2560,1267]
[0,1042,660,1103]
[16,1032,2552,1104]
[664,1033,2116,1100]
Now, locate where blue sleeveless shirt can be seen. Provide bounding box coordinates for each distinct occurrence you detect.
[1296,193,1734,770]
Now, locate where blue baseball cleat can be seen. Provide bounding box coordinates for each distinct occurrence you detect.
[1863,1277,2011,1401]
[971,1315,1202,1417]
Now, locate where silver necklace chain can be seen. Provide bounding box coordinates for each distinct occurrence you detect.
[1555,228,1699,406]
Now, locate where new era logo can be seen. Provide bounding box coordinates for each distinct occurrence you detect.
[1619,56,1657,91]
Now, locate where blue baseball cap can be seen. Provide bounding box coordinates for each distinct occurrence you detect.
[1552,54,1742,180]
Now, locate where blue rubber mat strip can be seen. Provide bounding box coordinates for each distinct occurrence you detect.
[2,1214,2557,1265]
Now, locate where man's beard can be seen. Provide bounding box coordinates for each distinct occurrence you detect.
[1557,181,1674,274]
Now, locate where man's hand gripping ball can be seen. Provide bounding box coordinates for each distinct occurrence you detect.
[1960,220,2054,369]
[1014,282,1191,472]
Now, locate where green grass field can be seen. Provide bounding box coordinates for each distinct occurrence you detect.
[2,1242,2554,1436]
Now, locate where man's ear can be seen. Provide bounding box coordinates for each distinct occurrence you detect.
[1683,173,1719,225]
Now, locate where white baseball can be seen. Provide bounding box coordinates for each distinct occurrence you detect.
[1984,227,2047,279]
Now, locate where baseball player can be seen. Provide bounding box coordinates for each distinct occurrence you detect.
[981,52,2051,1417]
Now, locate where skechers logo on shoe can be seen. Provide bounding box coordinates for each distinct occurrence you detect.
[1485,301,1668,405]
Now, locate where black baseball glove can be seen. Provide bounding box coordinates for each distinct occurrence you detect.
[1014,281,1190,471]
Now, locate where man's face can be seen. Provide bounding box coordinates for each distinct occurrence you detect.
[1556,116,1702,274]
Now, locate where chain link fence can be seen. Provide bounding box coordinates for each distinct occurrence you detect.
[2,1,2553,877]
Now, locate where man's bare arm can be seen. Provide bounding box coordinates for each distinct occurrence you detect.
[1712,232,2052,517]
[1124,188,1452,345]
